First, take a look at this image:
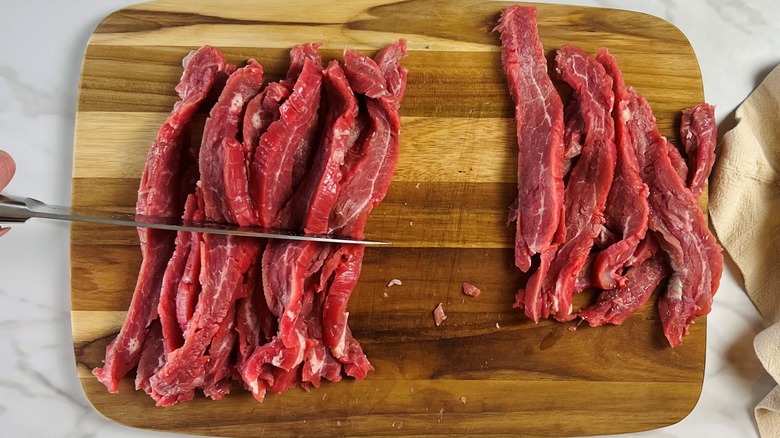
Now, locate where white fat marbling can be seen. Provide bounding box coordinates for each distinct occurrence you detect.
[0,0,778,437]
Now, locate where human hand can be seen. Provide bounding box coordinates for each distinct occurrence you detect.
[0,150,17,237]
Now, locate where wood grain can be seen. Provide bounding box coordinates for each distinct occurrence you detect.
[71,1,707,436]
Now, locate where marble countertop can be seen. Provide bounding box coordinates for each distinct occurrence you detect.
[1,0,777,436]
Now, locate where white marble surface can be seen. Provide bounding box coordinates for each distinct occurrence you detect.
[0,0,777,436]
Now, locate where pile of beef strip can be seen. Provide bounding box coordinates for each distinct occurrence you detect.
[93,40,407,405]
[497,5,723,347]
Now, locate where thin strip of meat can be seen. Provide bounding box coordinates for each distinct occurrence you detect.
[278,61,359,234]
[250,46,322,228]
[175,194,204,334]
[495,6,566,273]
[591,48,650,290]
[523,45,616,323]
[579,252,669,326]
[318,40,407,379]
[234,48,316,395]
[245,60,360,399]
[579,101,715,326]
[680,103,717,199]
[134,321,192,406]
[563,99,585,175]
[157,193,200,357]
[200,59,264,223]
[92,46,228,393]
[148,60,264,403]
[627,91,723,346]
[242,83,291,160]
[239,46,326,401]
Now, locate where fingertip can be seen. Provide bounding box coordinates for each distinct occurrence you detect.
[0,150,16,191]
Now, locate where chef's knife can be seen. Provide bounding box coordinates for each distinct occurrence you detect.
[0,194,388,246]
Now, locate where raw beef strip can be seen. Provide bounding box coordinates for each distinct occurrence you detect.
[627,90,723,347]
[278,61,359,233]
[148,61,264,403]
[250,46,323,228]
[134,321,192,406]
[579,252,669,326]
[332,41,406,236]
[495,5,565,273]
[223,137,258,226]
[175,194,205,333]
[93,46,228,393]
[563,99,585,174]
[317,41,407,379]
[242,60,359,399]
[242,242,329,401]
[591,48,650,290]
[667,145,689,183]
[199,59,264,223]
[238,47,326,400]
[573,253,596,293]
[235,257,267,369]
[579,112,714,326]
[300,282,344,389]
[157,193,200,357]
[242,83,291,159]
[202,300,238,400]
[680,103,716,198]
[521,46,616,322]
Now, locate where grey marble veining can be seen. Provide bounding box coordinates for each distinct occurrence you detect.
[1,0,779,437]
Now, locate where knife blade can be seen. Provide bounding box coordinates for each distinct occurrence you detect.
[0,194,389,246]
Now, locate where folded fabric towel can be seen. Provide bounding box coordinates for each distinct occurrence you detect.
[710,63,780,438]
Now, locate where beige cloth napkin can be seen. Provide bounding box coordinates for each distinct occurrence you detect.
[710,64,780,438]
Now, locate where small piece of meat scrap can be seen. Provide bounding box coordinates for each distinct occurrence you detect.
[680,103,717,199]
[433,303,447,326]
[462,283,481,297]
[495,5,565,273]
[522,45,616,322]
[628,90,723,347]
[92,45,228,393]
[591,48,650,290]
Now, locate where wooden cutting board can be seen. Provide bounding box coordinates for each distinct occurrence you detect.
[71,1,707,436]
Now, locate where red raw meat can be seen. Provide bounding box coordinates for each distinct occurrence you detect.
[680,103,717,199]
[579,252,669,326]
[563,99,585,174]
[318,40,407,380]
[148,60,264,403]
[433,303,447,326]
[250,45,322,228]
[93,46,229,393]
[279,61,359,233]
[199,59,264,222]
[627,90,723,346]
[175,194,204,334]
[462,283,481,297]
[579,99,716,327]
[242,83,291,160]
[157,193,200,356]
[495,6,566,273]
[521,45,616,322]
[591,48,650,290]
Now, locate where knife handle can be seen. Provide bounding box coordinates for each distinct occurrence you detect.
[0,194,33,224]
